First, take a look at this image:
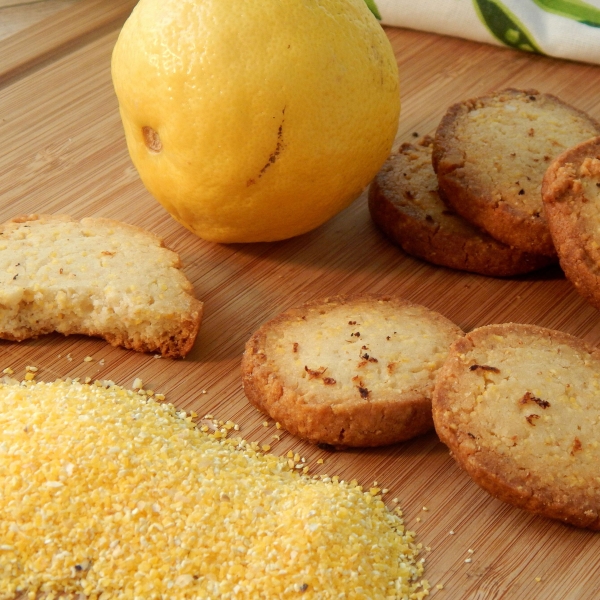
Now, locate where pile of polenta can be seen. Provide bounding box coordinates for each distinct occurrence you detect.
[0,379,429,600]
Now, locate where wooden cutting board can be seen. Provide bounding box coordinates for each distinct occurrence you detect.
[2,2,600,598]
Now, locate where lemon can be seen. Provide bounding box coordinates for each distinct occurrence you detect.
[112,0,400,243]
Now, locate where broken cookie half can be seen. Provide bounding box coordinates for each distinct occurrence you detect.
[0,214,202,358]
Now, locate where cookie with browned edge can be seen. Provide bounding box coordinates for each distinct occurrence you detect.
[542,136,600,310]
[433,322,600,530]
[242,295,463,448]
[433,89,600,257]
[368,135,554,276]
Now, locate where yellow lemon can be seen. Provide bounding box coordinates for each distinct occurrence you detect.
[112,0,400,243]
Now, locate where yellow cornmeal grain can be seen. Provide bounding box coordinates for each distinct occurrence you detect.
[0,380,429,600]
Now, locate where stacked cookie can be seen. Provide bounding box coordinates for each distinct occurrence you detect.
[369,89,600,277]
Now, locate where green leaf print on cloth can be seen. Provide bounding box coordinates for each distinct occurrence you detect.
[473,0,544,53]
[532,0,600,27]
[364,0,382,19]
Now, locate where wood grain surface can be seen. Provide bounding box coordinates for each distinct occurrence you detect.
[0,0,136,86]
[0,0,81,43]
[1,2,600,598]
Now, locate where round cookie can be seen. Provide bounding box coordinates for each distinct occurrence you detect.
[242,295,463,448]
[433,88,600,257]
[432,322,600,530]
[542,136,600,310]
[368,135,554,277]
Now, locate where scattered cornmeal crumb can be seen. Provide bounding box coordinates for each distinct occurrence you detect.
[535,577,542,582]
[0,379,429,600]
[436,584,444,590]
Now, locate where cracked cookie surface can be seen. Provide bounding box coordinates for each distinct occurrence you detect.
[242,295,463,447]
[433,322,600,530]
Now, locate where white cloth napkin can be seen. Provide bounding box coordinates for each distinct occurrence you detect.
[369,0,600,65]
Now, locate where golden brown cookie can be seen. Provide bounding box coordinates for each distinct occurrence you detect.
[368,135,554,276]
[433,89,600,257]
[542,136,600,310]
[242,294,463,447]
[0,214,202,357]
[433,322,600,530]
